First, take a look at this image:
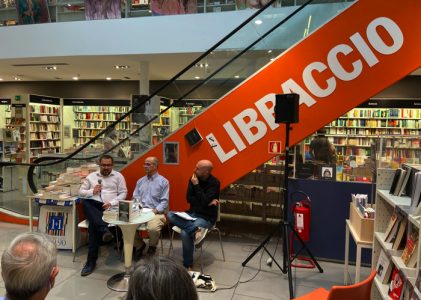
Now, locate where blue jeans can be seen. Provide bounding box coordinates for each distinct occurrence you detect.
[167,212,213,268]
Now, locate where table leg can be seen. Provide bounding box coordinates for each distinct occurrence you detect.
[344,223,350,285]
[72,202,76,255]
[107,223,138,292]
[29,198,33,232]
[356,244,362,284]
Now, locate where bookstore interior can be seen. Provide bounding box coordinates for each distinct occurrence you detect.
[2,88,421,298]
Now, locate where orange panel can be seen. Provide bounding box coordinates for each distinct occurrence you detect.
[122,0,421,211]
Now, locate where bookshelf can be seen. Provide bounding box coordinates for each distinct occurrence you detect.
[304,99,421,182]
[28,95,62,162]
[371,168,420,299]
[63,98,131,149]
[5,102,27,163]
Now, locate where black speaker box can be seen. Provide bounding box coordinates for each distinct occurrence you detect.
[274,93,299,124]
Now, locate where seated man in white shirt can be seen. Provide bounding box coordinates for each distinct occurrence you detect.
[132,156,169,259]
[79,154,127,277]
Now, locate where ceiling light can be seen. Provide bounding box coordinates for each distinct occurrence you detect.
[14,75,22,81]
[45,66,57,70]
[254,19,263,25]
[194,76,200,79]
[72,76,79,80]
[234,75,240,79]
[106,77,112,81]
[114,65,129,69]
[270,58,275,61]
[267,50,272,54]
[0,78,3,81]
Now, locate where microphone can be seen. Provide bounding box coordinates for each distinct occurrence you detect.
[98,179,102,201]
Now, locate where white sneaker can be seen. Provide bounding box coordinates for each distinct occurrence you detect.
[195,227,208,246]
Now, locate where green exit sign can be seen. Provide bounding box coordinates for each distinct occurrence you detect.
[15,95,21,101]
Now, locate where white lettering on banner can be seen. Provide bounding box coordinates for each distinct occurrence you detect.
[303,62,336,97]
[207,16,404,163]
[206,133,237,163]
[255,94,280,131]
[223,121,246,151]
[233,108,267,145]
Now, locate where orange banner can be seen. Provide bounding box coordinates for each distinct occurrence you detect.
[122,0,421,211]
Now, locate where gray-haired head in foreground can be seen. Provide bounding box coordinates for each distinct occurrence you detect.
[1,232,57,300]
[126,256,198,300]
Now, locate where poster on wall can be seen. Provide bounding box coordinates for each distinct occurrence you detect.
[15,0,50,24]
[84,0,121,20]
[163,142,179,165]
[150,0,197,16]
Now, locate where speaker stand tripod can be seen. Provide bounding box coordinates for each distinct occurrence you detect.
[241,122,323,300]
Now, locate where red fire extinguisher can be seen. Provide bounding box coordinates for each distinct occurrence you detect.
[289,190,315,269]
[292,192,311,242]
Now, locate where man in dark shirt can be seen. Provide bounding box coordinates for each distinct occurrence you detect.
[167,159,220,270]
[309,129,337,164]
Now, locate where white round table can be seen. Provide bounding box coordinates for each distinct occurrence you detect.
[103,211,154,292]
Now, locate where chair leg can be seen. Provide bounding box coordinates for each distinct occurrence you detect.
[168,231,175,256]
[200,246,204,273]
[215,228,225,261]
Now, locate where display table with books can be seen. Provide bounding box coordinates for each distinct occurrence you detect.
[103,209,155,292]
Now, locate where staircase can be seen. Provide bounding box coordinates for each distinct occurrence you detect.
[121,0,421,211]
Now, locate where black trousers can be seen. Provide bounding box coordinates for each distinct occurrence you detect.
[82,199,108,263]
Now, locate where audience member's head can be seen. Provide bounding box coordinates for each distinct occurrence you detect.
[126,256,198,300]
[1,232,59,300]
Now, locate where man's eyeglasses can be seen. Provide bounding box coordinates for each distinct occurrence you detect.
[144,162,153,166]
[100,164,113,167]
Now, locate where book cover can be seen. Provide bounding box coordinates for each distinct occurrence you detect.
[392,218,407,251]
[390,169,403,195]
[118,200,131,222]
[398,166,412,197]
[412,172,421,213]
[402,229,419,267]
[386,216,401,244]
[388,267,404,300]
[394,168,407,196]
[385,212,399,239]
[376,249,394,284]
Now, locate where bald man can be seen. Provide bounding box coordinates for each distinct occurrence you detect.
[167,159,220,270]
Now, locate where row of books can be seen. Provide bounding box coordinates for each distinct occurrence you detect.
[330,119,421,128]
[30,115,60,123]
[74,120,130,130]
[73,106,130,113]
[30,105,60,115]
[74,112,129,121]
[344,108,421,119]
[29,124,59,132]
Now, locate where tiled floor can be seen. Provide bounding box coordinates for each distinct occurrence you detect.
[0,221,371,300]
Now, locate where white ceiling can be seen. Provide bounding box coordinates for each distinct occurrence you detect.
[0,53,420,82]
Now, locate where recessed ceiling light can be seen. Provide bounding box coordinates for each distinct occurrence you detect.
[14,75,21,81]
[72,76,79,80]
[194,76,200,79]
[270,58,275,61]
[114,65,129,69]
[0,78,3,81]
[234,75,240,79]
[106,77,112,81]
[267,50,272,54]
[255,19,263,25]
[45,66,57,70]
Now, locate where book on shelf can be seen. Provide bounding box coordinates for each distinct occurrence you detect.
[385,212,399,239]
[397,165,412,197]
[390,168,403,195]
[393,168,407,196]
[412,172,421,214]
[376,249,394,284]
[388,267,404,300]
[392,218,407,251]
[415,269,421,294]
[401,229,419,268]
[401,280,414,300]
[385,214,402,244]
